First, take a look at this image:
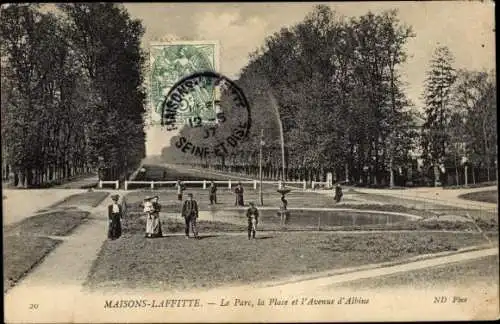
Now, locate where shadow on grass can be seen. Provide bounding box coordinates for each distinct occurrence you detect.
[197,234,220,240]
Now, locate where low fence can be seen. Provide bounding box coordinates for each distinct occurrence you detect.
[98,180,120,189]
[123,180,330,191]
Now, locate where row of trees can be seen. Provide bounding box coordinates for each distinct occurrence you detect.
[163,5,420,185]
[1,3,146,187]
[162,5,496,187]
[421,46,497,185]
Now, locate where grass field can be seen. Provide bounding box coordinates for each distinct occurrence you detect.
[48,191,109,209]
[8,211,91,236]
[3,236,61,292]
[458,190,498,204]
[354,191,497,221]
[3,191,103,292]
[85,226,495,292]
[333,255,499,290]
[132,164,229,184]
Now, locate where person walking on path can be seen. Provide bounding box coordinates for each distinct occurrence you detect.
[107,194,123,240]
[209,180,217,205]
[234,182,244,206]
[246,202,259,239]
[182,193,199,239]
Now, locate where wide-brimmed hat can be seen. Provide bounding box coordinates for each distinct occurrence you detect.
[187,193,193,197]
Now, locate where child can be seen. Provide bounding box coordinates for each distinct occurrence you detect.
[246,202,259,239]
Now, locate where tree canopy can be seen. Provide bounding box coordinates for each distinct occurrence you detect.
[1,3,146,187]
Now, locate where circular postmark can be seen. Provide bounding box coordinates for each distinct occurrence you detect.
[161,71,252,159]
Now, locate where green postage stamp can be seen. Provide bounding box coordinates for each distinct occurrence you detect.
[149,41,220,127]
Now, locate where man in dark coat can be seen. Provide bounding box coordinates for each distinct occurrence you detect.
[234,182,244,206]
[181,193,199,239]
[334,184,343,203]
[209,181,217,205]
[108,194,123,240]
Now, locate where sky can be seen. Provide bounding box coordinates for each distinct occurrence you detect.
[125,1,495,156]
[50,2,497,156]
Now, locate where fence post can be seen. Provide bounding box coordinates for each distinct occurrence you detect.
[124,181,128,191]
[312,181,315,190]
[150,181,154,189]
[99,180,103,189]
[228,179,232,189]
[254,180,257,190]
[203,180,207,189]
[115,180,119,190]
[303,180,306,190]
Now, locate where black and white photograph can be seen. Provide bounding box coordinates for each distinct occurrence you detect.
[1,1,498,322]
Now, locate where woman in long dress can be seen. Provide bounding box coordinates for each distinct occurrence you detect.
[108,194,122,240]
[145,196,162,238]
[150,196,163,238]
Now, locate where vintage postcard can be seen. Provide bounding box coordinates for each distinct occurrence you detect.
[2,1,498,323]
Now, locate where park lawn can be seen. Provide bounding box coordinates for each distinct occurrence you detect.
[458,190,498,204]
[354,191,497,221]
[85,229,495,292]
[333,255,499,290]
[123,189,435,218]
[3,236,61,292]
[122,214,247,235]
[7,211,91,237]
[48,191,109,209]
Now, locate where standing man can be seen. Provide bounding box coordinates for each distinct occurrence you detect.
[234,182,244,206]
[334,183,343,203]
[108,194,123,240]
[176,180,185,201]
[209,180,217,205]
[181,193,199,239]
[246,202,259,240]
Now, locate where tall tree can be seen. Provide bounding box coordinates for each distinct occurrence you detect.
[421,45,457,186]
[1,4,146,187]
[58,3,146,180]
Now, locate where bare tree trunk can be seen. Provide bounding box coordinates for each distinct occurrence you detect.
[17,170,25,188]
[434,164,440,187]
